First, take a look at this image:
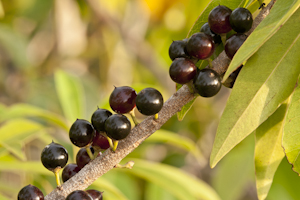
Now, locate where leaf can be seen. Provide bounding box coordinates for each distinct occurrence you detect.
[0,161,51,175]
[145,183,177,200]
[0,103,69,131]
[54,69,85,123]
[210,8,300,168]
[254,103,287,200]
[224,0,300,80]
[176,83,197,121]
[282,81,300,174]
[124,159,221,200]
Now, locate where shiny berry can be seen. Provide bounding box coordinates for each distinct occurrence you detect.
[136,88,164,116]
[200,22,222,44]
[91,108,112,132]
[229,8,253,33]
[41,141,68,172]
[193,68,222,97]
[18,184,44,200]
[86,190,103,200]
[168,39,189,60]
[69,119,95,148]
[76,147,95,169]
[169,58,197,84]
[92,131,110,150]
[62,163,81,182]
[223,65,243,88]
[186,32,215,59]
[208,5,232,34]
[225,34,247,59]
[109,86,137,114]
[66,190,92,200]
[105,114,131,140]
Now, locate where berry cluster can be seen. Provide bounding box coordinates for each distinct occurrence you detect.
[169,5,252,90]
[18,85,164,199]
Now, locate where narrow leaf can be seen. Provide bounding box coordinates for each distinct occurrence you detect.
[0,161,51,175]
[92,179,128,200]
[255,103,287,200]
[210,8,300,168]
[224,0,300,80]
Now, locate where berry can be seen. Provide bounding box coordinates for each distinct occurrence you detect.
[86,189,103,200]
[18,184,44,200]
[66,190,92,200]
[200,22,222,44]
[135,88,164,116]
[92,131,110,150]
[109,86,137,114]
[41,141,68,172]
[168,39,189,60]
[76,147,95,169]
[225,33,247,59]
[229,7,253,33]
[69,119,95,148]
[222,65,243,88]
[91,108,112,133]
[105,114,131,140]
[169,58,197,84]
[62,163,81,182]
[193,68,222,97]
[186,32,215,60]
[208,5,232,34]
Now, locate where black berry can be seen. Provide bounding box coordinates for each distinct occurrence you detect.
[168,39,189,60]
[105,114,131,140]
[91,108,112,133]
[222,65,243,88]
[229,7,253,33]
[193,68,222,97]
[66,190,92,200]
[109,86,137,114]
[169,58,197,84]
[86,189,103,200]
[76,147,95,169]
[41,141,68,172]
[200,22,222,44]
[136,88,164,116]
[92,131,110,150]
[69,119,95,148]
[62,163,81,182]
[18,184,44,200]
[225,33,247,59]
[186,32,215,60]
[208,5,232,34]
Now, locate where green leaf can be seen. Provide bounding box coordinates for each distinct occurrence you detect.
[254,103,287,200]
[0,161,51,175]
[54,69,85,123]
[282,81,300,174]
[91,178,128,200]
[224,0,300,80]
[145,183,177,200]
[210,8,300,168]
[177,96,197,121]
[124,159,221,200]
[0,103,69,131]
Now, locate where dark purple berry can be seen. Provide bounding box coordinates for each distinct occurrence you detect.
[208,5,232,34]
[91,108,112,133]
[69,119,95,148]
[223,65,243,88]
[200,22,222,44]
[62,163,81,182]
[186,32,215,60]
[76,147,95,169]
[92,131,110,150]
[18,184,44,200]
[66,190,92,200]
[41,141,68,172]
[229,8,253,33]
[225,34,247,59]
[135,88,164,116]
[168,39,189,60]
[109,86,137,114]
[169,58,197,84]
[105,114,131,140]
[193,68,222,97]
[86,189,103,200]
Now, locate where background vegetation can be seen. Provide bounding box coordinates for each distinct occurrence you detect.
[0,0,299,199]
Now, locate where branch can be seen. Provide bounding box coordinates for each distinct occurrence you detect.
[45,1,275,199]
